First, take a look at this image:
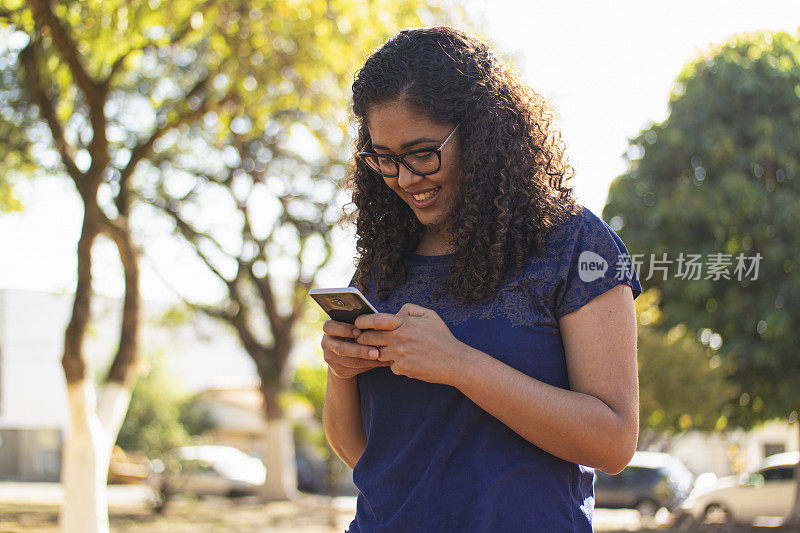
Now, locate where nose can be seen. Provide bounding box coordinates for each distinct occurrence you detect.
[397,163,423,190]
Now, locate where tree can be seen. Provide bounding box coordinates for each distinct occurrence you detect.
[604,29,800,524]
[140,0,459,502]
[1,1,163,530]
[1,0,463,523]
[1,0,301,528]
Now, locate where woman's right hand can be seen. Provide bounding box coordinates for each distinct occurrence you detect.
[321,319,390,380]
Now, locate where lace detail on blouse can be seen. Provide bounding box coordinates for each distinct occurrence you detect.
[353,206,642,332]
[390,260,560,331]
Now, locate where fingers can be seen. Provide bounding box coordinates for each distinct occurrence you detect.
[322,333,379,361]
[323,341,387,380]
[328,357,389,380]
[354,313,401,331]
[322,319,391,380]
[322,318,362,340]
[328,355,385,371]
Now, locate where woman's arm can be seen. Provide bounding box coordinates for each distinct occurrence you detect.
[447,283,639,474]
[323,368,367,469]
[321,318,387,470]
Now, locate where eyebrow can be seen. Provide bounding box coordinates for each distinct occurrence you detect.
[371,137,441,151]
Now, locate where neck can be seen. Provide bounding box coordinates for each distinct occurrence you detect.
[416,228,454,255]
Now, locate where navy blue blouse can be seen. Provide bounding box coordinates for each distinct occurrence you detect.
[345,206,642,532]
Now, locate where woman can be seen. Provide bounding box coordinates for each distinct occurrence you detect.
[321,27,642,532]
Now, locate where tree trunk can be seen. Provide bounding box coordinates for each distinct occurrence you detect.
[261,417,300,500]
[60,209,140,533]
[61,380,110,533]
[61,381,132,533]
[260,383,300,501]
[59,206,106,533]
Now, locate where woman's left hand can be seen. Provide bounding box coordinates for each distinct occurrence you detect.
[353,303,467,385]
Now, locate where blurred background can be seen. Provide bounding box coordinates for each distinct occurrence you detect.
[0,0,798,531]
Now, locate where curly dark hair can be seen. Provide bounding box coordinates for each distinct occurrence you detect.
[344,26,580,304]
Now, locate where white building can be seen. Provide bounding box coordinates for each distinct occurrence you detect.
[0,288,259,481]
[665,420,799,476]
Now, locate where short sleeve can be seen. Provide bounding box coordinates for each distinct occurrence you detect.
[553,207,642,318]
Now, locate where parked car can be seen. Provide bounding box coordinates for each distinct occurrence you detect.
[150,443,357,504]
[150,445,267,499]
[295,442,358,496]
[594,451,695,518]
[679,451,799,526]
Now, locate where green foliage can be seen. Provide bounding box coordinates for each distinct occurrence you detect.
[0,26,33,213]
[635,288,737,436]
[116,353,212,458]
[0,178,20,213]
[156,303,195,329]
[286,363,330,458]
[606,30,800,429]
[289,363,327,418]
[0,0,457,219]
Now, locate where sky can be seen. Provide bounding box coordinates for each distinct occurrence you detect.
[1,1,799,303]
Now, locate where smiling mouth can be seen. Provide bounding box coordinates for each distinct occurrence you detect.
[410,187,440,201]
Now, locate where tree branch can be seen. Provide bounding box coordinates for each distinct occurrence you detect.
[0,8,21,19]
[158,199,235,288]
[226,137,286,334]
[116,75,220,217]
[97,213,141,387]
[250,269,283,333]
[28,0,110,179]
[102,0,222,88]
[290,233,334,325]
[145,201,275,376]
[28,0,102,105]
[139,248,237,326]
[192,301,236,324]
[18,40,83,186]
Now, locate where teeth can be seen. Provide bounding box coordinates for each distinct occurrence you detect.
[412,187,439,201]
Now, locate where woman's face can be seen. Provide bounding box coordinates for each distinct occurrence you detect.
[365,101,461,233]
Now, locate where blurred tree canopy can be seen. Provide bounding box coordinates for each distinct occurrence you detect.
[0,26,26,212]
[606,30,800,430]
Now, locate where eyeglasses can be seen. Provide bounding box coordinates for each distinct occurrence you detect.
[357,123,460,178]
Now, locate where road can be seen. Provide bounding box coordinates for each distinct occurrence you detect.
[0,482,659,531]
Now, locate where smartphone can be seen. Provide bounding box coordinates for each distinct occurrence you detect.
[308,287,378,325]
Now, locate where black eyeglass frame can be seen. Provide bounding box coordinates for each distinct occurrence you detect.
[356,123,460,178]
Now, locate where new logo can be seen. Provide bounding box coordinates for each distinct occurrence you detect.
[578,251,607,282]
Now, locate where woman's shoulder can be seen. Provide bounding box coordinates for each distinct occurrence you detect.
[544,204,607,251]
[519,203,638,287]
